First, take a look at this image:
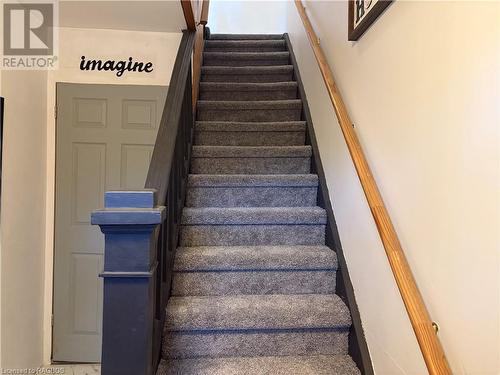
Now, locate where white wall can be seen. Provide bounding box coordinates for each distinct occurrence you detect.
[209,0,287,34]
[1,70,48,368]
[52,27,181,86]
[42,27,182,364]
[287,1,500,374]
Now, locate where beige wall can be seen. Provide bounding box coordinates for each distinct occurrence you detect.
[0,66,2,369]
[0,13,3,369]
[287,1,500,374]
[1,70,48,368]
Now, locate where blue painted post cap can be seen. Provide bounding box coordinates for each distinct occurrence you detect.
[105,189,157,208]
[91,189,166,226]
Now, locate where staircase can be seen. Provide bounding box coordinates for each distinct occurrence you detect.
[156,34,360,375]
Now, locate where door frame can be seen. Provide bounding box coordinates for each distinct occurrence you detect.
[44,79,168,365]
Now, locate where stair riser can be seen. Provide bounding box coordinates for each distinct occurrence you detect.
[209,34,284,40]
[180,225,326,246]
[190,157,311,174]
[197,108,302,122]
[194,131,305,146]
[186,187,317,207]
[204,46,287,52]
[174,246,337,271]
[163,330,348,359]
[199,88,297,101]
[158,355,361,375]
[201,72,294,83]
[171,270,336,296]
[203,56,290,67]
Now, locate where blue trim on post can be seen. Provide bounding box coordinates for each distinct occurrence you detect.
[91,190,165,375]
[92,210,165,226]
[104,189,157,208]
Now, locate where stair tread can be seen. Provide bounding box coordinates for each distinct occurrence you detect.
[192,145,311,158]
[165,294,350,331]
[197,99,302,109]
[205,40,286,47]
[157,354,360,375]
[195,121,305,132]
[209,34,284,40]
[197,100,302,122]
[174,245,336,271]
[201,65,294,74]
[172,269,336,297]
[205,51,289,57]
[187,174,318,187]
[186,174,318,207]
[181,206,326,225]
[200,82,297,91]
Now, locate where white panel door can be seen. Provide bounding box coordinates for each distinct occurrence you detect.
[53,83,167,362]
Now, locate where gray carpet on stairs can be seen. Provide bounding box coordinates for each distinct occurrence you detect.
[186,174,318,207]
[173,245,337,271]
[171,245,337,296]
[166,294,350,331]
[205,39,287,52]
[201,65,295,83]
[163,329,349,360]
[158,33,359,375]
[199,82,298,101]
[197,99,302,122]
[208,34,285,40]
[157,355,360,375]
[194,121,307,148]
[181,207,327,225]
[171,269,337,296]
[203,52,290,66]
[179,223,326,246]
[190,145,312,174]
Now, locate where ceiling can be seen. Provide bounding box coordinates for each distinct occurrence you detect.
[59,1,186,33]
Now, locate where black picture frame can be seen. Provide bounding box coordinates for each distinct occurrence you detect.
[348,0,393,41]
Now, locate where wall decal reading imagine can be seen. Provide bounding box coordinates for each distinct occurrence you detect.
[80,56,154,77]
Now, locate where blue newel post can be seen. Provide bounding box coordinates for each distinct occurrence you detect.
[91,190,165,375]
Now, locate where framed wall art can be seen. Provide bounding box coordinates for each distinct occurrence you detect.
[348,0,393,41]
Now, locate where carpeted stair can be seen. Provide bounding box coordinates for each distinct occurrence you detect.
[157,33,360,375]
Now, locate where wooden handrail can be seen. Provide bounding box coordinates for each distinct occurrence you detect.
[294,2,451,374]
[180,0,209,108]
[200,0,209,25]
[181,0,196,31]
